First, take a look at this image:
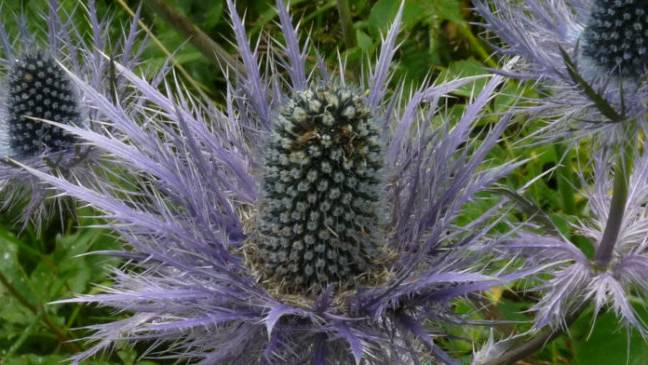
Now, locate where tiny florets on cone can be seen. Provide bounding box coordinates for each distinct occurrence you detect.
[6,49,80,155]
[251,85,386,294]
[582,0,648,77]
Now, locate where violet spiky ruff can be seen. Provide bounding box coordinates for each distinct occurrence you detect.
[245,85,390,295]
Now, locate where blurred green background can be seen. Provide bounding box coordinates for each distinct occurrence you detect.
[0,0,646,364]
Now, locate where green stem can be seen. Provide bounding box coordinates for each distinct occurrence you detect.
[337,0,356,50]
[593,123,635,268]
[485,124,636,364]
[457,22,497,69]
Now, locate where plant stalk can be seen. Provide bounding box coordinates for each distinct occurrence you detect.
[593,124,635,268]
[144,0,247,75]
[336,0,356,50]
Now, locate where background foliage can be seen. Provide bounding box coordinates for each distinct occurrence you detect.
[0,0,646,364]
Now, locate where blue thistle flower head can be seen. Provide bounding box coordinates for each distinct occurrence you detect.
[474,0,648,143]
[5,49,81,155]
[35,1,523,363]
[0,0,143,226]
[252,84,388,293]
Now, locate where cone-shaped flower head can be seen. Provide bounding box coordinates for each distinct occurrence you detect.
[474,0,648,143]
[7,50,80,155]
[582,0,648,76]
[254,85,385,292]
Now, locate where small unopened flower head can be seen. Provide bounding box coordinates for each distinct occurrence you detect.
[582,0,648,77]
[6,50,80,155]
[253,85,385,292]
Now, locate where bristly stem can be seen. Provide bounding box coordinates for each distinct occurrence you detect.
[483,123,636,364]
[593,122,635,268]
[483,122,636,364]
[456,22,498,69]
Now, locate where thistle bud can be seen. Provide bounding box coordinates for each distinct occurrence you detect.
[254,85,385,293]
[582,0,648,76]
[6,50,80,155]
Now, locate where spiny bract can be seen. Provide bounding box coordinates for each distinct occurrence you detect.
[255,85,385,293]
[6,50,80,155]
[582,0,648,76]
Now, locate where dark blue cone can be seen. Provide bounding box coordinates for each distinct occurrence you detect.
[255,85,385,293]
[6,50,80,155]
[582,0,648,76]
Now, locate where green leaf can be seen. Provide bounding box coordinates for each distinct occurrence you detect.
[437,58,489,97]
[573,312,648,365]
[368,0,400,37]
[355,29,374,53]
[0,239,37,307]
[431,0,463,23]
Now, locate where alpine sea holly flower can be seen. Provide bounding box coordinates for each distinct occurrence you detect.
[34,1,523,363]
[0,0,143,226]
[473,0,648,143]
